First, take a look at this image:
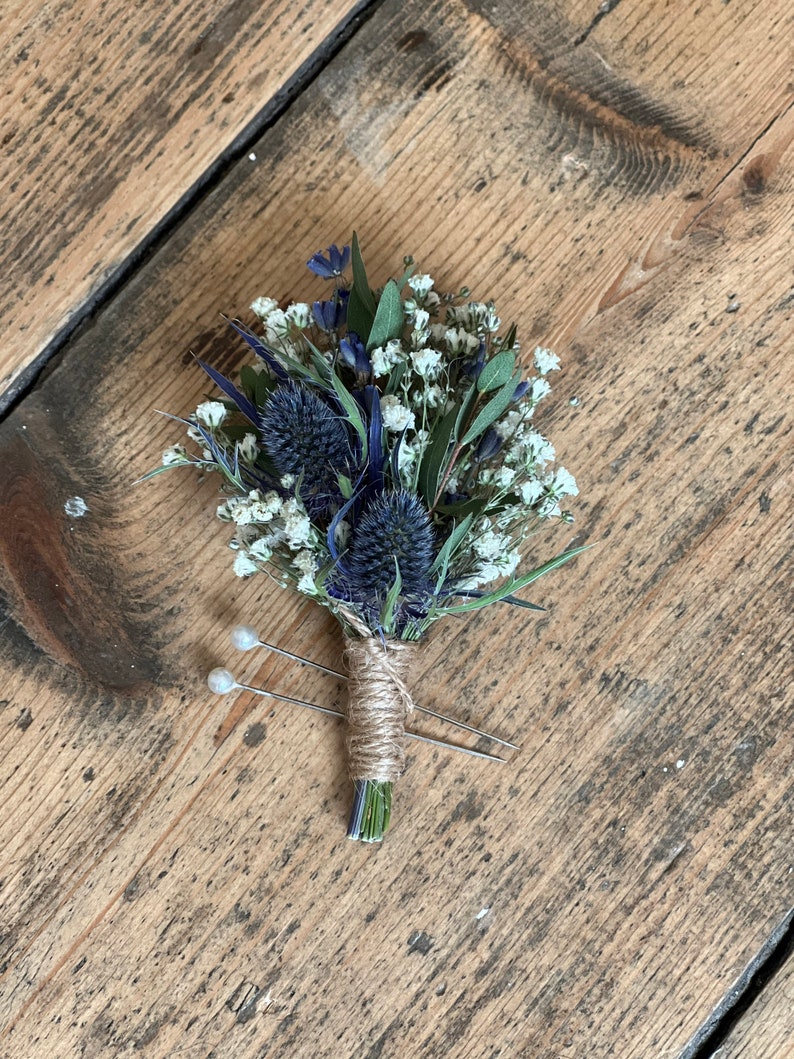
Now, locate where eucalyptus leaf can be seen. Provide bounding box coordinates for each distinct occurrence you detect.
[395,262,415,291]
[460,368,522,446]
[433,496,490,519]
[476,350,516,393]
[384,359,407,396]
[430,513,473,578]
[239,364,259,401]
[222,424,255,442]
[347,285,375,345]
[417,402,459,507]
[367,280,404,352]
[453,381,479,441]
[255,368,277,407]
[351,232,377,316]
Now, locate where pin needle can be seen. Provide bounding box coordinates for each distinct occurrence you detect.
[229,625,520,751]
[208,668,505,763]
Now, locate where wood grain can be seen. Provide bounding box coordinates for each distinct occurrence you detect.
[720,957,794,1058]
[1,0,792,1056]
[0,0,366,401]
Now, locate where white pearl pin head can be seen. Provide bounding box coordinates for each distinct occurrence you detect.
[230,624,259,651]
[207,667,237,694]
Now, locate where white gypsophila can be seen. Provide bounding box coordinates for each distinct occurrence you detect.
[422,382,447,409]
[293,548,318,573]
[406,290,441,313]
[447,302,492,333]
[408,274,434,297]
[534,346,561,375]
[280,473,296,488]
[219,490,280,526]
[483,305,501,333]
[455,547,521,591]
[195,401,228,430]
[536,469,577,519]
[480,550,521,582]
[249,537,274,563]
[293,548,320,594]
[263,308,291,343]
[285,302,312,328]
[410,347,443,378]
[334,519,351,551]
[237,433,259,463]
[507,431,556,471]
[396,429,429,483]
[473,526,513,561]
[519,478,545,506]
[490,465,518,489]
[371,339,404,378]
[162,444,188,466]
[530,377,552,403]
[381,394,415,433]
[296,571,319,595]
[250,296,279,320]
[494,406,530,443]
[444,327,480,356]
[410,308,431,350]
[547,467,579,498]
[280,497,315,549]
[233,552,260,578]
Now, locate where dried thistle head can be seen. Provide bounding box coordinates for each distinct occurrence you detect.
[260,383,352,518]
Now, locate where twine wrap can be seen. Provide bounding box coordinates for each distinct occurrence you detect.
[343,627,417,784]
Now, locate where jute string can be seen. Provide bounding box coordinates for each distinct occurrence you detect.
[341,610,417,784]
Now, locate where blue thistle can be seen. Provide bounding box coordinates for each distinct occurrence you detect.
[341,490,435,602]
[260,384,352,519]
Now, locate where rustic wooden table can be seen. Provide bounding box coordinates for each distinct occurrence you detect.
[1,1,791,1056]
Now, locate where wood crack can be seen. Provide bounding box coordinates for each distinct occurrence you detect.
[679,907,794,1058]
[572,0,623,48]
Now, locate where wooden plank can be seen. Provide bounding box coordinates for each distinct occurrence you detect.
[719,958,794,1058]
[1,0,792,1056]
[0,0,367,399]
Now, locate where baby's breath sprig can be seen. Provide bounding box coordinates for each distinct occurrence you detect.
[155,235,585,842]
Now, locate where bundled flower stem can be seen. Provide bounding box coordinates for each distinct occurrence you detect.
[155,235,585,841]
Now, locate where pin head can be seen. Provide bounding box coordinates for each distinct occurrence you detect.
[230,624,259,651]
[208,667,237,694]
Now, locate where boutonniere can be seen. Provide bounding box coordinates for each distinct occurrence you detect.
[153,236,585,842]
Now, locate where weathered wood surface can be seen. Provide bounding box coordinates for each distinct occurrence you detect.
[0,0,365,401]
[720,957,794,1058]
[1,0,793,1056]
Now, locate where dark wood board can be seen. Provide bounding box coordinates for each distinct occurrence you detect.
[0,0,366,397]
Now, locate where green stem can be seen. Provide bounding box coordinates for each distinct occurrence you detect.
[347,780,393,842]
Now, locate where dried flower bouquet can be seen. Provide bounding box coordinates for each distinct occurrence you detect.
[157,236,584,841]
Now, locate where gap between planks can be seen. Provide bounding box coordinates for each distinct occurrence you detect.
[0,0,388,422]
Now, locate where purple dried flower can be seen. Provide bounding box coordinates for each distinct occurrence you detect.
[339,333,371,374]
[307,244,351,279]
